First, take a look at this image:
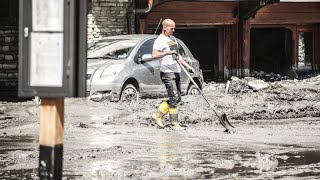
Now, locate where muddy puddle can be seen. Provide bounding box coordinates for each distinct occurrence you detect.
[1,74,320,179]
[2,150,320,179]
[1,123,320,179]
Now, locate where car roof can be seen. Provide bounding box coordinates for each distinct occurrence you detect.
[94,34,158,41]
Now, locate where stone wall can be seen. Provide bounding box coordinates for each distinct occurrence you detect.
[87,0,135,42]
[0,26,19,99]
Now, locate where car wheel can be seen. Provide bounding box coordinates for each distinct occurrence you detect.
[187,84,201,95]
[120,84,139,103]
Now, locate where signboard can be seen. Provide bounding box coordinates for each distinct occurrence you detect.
[30,33,63,87]
[19,0,87,97]
[32,0,64,32]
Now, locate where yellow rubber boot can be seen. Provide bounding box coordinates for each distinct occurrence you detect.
[152,101,169,128]
[169,108,181,130]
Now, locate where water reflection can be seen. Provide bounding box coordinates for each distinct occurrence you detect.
[155,131,180,180]
[152,132,320,179]
[278,151,320,166]
[1,131,320,179]
[156,132,170,170]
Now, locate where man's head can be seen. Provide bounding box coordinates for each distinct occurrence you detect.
[162,18,175,37]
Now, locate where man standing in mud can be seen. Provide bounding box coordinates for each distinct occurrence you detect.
[151,18,195,129]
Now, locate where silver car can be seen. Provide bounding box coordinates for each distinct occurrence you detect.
[87,34,203,102]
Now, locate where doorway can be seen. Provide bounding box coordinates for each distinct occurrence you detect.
[174,28,219,82]
[250,28,292,75]
[297,26,314,75]
[0,0,18,25]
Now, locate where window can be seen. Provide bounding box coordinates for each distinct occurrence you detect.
[178,43,186,56]
[106,47,131,59]
[139,39,155,55]
[138,38,186,57]
[88,39,138,59]
[0,0,10,17]
[298,32,313,66]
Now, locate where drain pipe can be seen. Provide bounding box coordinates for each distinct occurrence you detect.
[134,0,155,33]
[135,0,153,13]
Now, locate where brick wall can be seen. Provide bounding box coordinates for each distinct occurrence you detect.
[87,0,135,42]
[0,26,19,99]
[0,1,136,100]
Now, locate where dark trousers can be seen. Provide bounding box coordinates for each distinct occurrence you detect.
[160,72,181,108]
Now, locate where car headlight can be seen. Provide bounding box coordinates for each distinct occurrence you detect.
[100,64,125,78]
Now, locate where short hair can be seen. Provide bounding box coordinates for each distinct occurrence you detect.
[162,18,174,28]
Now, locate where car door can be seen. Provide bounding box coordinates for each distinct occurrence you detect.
[177,40,192,94]
[135,38,167,97]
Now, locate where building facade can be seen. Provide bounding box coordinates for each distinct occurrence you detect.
[138,0,320,81]
[0,0,134,100]
[0,0,319,99]
[87,0,135,41]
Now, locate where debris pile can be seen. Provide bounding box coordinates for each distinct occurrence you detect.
[226,76,270,94]
[202,81,221,92]
[250,70,290,82]
[227,77,252,94]
[297,73,320,84]
[226,71,320,95]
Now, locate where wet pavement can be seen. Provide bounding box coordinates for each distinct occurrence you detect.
[1,121,320,179]
[1,73,320,179]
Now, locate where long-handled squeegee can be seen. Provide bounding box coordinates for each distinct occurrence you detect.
[172,37,235,133]
[178,60,235,133]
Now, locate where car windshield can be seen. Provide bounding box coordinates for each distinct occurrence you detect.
[87,39,139,60]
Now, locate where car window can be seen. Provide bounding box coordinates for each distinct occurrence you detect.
[139,39,155,55]
[88,39,138,59]
[138,38,187,58]
[178,43,186,57]
[107,47,132,59]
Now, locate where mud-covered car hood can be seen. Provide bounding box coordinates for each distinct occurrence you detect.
[87,59,124,73]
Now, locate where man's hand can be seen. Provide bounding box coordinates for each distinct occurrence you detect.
[187,67,195,74]
[167,50,178,55]
[167,50,178,60]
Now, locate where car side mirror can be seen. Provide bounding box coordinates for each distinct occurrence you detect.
[140,54,153,62]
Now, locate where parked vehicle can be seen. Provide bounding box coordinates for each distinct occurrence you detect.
[87,34,203,102]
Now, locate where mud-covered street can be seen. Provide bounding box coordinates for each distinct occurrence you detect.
[1,73,320,179]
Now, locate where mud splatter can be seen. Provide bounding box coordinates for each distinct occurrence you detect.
[0,73,320,178]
